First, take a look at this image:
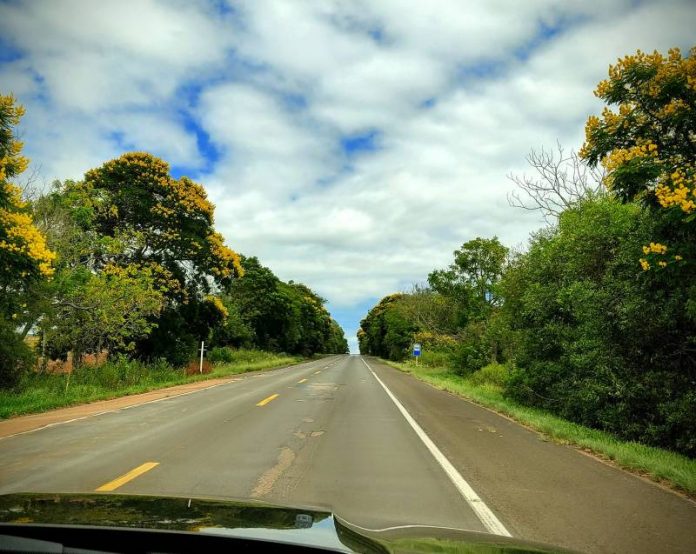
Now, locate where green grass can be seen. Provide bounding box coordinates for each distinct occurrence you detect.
[386,360,696,497]
[0,349,302,419]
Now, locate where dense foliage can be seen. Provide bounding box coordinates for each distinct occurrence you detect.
[215,256,348,356]
[360,46,696,457]
[0,95,55,386]
[503,198,695,455]
[0,97,347,382]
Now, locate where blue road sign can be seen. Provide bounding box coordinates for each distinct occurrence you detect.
[413,343,421,357]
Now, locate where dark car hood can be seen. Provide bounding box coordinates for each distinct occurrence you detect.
[0,493,573,553]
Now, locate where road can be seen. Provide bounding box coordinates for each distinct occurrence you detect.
[1,355,695,553]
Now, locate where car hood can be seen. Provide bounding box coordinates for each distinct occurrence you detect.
[0,493,574,553]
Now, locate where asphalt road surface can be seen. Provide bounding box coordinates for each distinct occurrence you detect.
[1,355,695,553]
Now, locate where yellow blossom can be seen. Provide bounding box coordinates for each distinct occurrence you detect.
[0,95,56,277]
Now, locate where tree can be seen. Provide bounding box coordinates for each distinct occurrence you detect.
[358,294,415,360]
[223,256,347,356]
[395,284,459,336]
[580,46,696,270]
[226,256,292,350]
[68,152,243,296]
[48,154,244,364]
[508,142,605,223]
[0,95,55,316]
[43,264,165,364]
[0,94,55,385]
[428,237,508,324]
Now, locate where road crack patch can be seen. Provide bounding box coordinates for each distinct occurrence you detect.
[250,447,296,498]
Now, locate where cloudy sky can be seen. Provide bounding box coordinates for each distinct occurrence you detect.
[1,0,694,352]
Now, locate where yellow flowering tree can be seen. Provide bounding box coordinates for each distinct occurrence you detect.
[79,152,242,291]
[41,154,244,365]
[579,46,696,270]
[0,94,56,384]
[0,95,55,308]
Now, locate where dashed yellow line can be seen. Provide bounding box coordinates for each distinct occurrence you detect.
[314,370,321,375]
[298,378,308,384]
[257,393,279,407]
[95,462,159,492]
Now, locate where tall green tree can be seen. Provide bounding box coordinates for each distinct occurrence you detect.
[358,294,415,360]
[428,237,508,324]
[222,256,347,356]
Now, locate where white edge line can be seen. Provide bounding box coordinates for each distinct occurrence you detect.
[360,357,511,537]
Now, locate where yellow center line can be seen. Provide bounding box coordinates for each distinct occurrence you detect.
[314,370,321,375]
[298,378,308,384]
[257,393,279,407]
[95,462,159,492]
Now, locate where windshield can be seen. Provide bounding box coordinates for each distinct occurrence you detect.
[0,2,695,554]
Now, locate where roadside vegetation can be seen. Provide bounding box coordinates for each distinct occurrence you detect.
[0,92,348,411]
[360,47,696,461]
[0,349,301,419]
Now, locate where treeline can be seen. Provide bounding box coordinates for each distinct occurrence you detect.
[0,95,347,387]
[360,47,696,456]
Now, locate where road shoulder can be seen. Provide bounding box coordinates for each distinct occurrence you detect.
[366,357,696,554]
[0,358,318,440]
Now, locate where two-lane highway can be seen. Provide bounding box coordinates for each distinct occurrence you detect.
[0,356,491,532]
[1,355,695,553]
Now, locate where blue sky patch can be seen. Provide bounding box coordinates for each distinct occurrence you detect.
[0,36,22,63]
[514,16,586,62]
[340,129,381,157]
[420,97,436,109]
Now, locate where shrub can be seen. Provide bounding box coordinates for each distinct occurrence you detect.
[450,343,487,375]
[68,356,178,389]
[208,347,235,364]
[0,320,35,389]
[417,349,452,368]
[468,363,509,388]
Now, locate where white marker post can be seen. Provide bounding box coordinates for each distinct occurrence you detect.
[199,341,205,374]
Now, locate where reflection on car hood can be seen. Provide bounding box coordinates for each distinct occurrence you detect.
[0,493,574,553]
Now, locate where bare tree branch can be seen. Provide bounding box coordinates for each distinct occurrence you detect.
[507,141,606,223]
[16,164,46,202]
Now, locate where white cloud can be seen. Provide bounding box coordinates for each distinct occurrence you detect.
[1,0,695,342]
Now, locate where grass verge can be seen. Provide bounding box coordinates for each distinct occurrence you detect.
[0,349,303,419]
[385,360,696,497]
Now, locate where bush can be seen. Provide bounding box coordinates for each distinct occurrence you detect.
[450,343,487,375]
[208,347,235,364]
[449,321,491,375]
[417,349,452,368]
[69,356,177,389]
[0,320,35,389]
[468,363,509,388]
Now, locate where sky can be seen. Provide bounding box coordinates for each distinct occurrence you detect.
[1,0,694,353]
